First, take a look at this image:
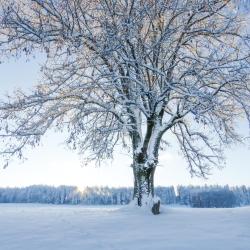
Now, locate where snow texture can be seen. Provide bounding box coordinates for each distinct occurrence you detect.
[0,204,249,250]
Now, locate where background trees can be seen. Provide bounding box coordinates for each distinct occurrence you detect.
[0,0,249,210]
[0,184,249,208]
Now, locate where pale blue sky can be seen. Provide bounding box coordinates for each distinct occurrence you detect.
[0,56,250,188]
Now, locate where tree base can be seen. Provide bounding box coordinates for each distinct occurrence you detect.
[130,195,161,215]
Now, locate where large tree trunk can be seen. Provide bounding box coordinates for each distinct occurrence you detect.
[130,120,162,214]
[133,164,154,206]
[132,161,160,214]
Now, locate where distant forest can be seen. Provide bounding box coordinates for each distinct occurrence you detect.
[0,185,249,208]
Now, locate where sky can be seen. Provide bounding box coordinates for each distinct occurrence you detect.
[0,56,250,189]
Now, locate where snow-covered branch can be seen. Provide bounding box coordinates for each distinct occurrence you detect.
[0,0,249,189]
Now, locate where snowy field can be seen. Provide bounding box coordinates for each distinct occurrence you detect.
[0,204,249,250]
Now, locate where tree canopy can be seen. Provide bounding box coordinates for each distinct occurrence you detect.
[0,0,250,207]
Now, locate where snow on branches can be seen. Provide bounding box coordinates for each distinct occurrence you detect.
[0,0,249,181]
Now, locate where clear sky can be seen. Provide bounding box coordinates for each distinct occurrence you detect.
[0,56,250,188]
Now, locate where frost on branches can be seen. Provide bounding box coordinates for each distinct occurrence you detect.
[0,0,250,213]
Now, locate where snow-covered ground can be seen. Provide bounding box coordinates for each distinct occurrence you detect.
[0,204,249,250]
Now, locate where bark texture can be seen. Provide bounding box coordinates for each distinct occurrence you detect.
[132,158,160,214]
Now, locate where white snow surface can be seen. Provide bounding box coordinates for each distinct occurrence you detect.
[0,204,249,250]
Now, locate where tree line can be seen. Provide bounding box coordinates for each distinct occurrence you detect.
[177,185,250,208]
[0,185,249,208]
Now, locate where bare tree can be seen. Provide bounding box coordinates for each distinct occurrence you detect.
[0,0,249,212]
